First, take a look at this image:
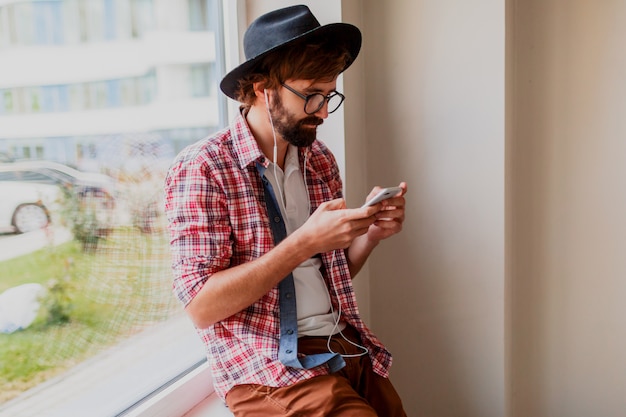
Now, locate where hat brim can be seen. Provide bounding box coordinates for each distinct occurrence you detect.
[220,23,362,100]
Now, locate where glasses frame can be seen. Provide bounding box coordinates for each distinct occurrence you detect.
[281,83,345,115]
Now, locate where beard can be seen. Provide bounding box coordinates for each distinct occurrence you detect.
[269,91,323,148]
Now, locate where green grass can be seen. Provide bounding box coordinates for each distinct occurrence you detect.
[0,241,83,292]
[0,229,180,404]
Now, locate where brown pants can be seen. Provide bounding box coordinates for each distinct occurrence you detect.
[225,326,407,416]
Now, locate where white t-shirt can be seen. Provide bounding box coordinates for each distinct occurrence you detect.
[264,145,345,337]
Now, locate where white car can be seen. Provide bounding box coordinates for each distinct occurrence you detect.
[0,160,117,209]
[0,181,62,234]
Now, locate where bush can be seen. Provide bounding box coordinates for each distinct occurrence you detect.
[41,276,73,326]
[59,189,112,252]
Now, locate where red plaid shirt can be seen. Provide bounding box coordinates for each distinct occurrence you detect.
[164,112,392,400]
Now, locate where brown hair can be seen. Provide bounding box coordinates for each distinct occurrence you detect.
[233,40,351,106]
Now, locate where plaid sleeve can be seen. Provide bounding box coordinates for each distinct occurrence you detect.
[164,147,232,306]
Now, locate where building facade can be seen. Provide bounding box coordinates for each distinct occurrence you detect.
[0,0,223,172]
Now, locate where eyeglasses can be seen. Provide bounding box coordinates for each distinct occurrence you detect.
[281,83,345,115]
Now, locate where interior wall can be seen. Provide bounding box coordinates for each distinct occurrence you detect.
[358,1,505,416]
[507,1,626,416]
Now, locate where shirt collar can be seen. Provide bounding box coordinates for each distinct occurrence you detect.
[231,108,268,170]
[230,107,314,172]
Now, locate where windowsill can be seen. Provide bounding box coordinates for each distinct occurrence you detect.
[124,362,233,417]
[0,314,206,417]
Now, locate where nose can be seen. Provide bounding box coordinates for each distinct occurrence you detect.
[314,100,330,119]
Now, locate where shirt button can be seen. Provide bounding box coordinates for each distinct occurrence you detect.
[285,293,292,299]
[286,349,292,354]
[274,216,281,223]
[287,329,294,335]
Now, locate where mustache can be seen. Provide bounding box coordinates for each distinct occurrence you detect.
[299,117,324,126]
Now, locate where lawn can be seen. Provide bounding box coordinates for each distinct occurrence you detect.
[0,228,179,404]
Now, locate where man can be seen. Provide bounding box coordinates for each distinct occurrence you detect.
[165,5,407,416]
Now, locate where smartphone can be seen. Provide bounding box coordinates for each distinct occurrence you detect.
[361,186,402,208]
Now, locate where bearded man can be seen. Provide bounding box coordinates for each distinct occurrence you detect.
[164,5,407,416]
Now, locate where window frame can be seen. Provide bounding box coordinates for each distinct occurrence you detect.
[121,362,218,417]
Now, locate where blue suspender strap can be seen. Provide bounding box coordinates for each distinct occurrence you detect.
[257,163,345,373]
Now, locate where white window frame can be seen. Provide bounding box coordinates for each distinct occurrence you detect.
[122,362,222,417]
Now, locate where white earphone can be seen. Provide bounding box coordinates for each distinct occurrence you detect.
[264,88,283,201]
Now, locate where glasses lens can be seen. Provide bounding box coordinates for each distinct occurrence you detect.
[303,93,345,114]
[327,94,344,113]
[304,93,326,114]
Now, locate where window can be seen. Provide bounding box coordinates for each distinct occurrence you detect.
[41,85,70,112]
[129,0,154,38]
[0,1,228,415]
[0,90,14,114]
[189,0,209,31]
[12,3,35,45]
[33,1,64,45]
[190,63,214,97]
[24,87,43,113]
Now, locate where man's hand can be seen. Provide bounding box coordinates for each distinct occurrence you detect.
[363,182,407,244]
[293,198,380,255]
[342,182,407,277]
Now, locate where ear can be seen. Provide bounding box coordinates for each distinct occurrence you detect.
[252,81,267,99]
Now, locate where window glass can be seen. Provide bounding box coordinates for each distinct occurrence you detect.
[138,70,157,104]
[103,0,117,40]
[190,63,214,97]
[0,0,227,412]
[25,87,43,113]
[41,85,70,112]
[120,77,139,106]
[0,90,13,114]
[13,3,34,45]
[33,1,64,45]
[0,7,5,47]
[189,0,208,31]
[85,0,105,42]
[62,0,81,44]
[130,0,154,38]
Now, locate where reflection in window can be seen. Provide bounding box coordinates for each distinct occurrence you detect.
[189,0,208,31]
[0,90,14,114]
[42,85,70,112]
[190,63,214,97]
[26,87,42,113]
[0,73,162,115]
[33,1,64,45]
[138,70,157,104]
[0,0,159,46]
[130,0,154,38]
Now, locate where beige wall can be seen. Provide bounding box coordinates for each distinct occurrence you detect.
[508,1,626,416]
[241,1,626,416]
[354,1,506,416]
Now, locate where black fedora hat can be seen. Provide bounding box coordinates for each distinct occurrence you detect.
[219,4,362,100]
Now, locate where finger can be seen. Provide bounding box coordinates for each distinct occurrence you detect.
[373,218,403,231]
[319,198,346,211]
[397,181,408,196]
[384,192,407,209]
[345,205,380,219]
[375,207,405,221]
